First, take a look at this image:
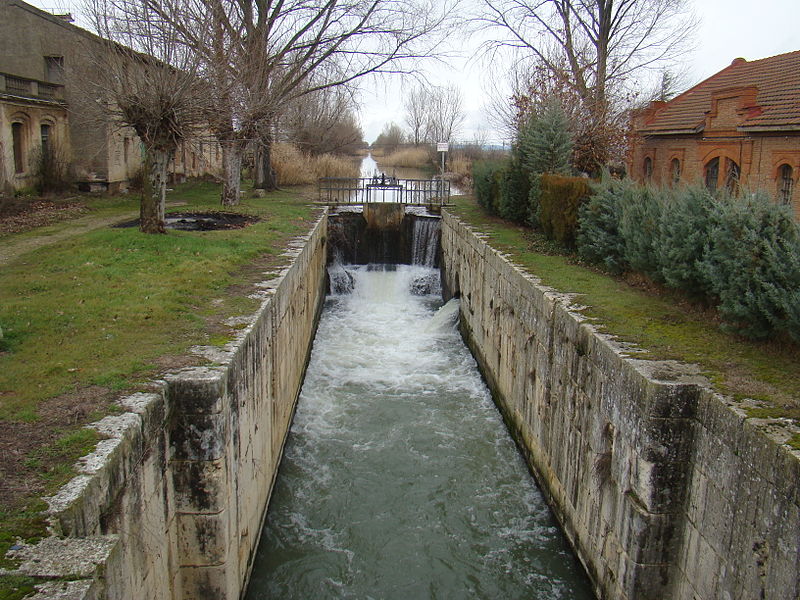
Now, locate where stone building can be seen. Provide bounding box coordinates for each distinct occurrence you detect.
[0,0,221,193]
[629,50,800,218]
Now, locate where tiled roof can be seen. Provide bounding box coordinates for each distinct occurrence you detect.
[639,50,800,134]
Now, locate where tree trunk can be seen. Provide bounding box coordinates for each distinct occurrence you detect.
[254,135,278,191]
[140,148,169,234]
[221,140,242,206]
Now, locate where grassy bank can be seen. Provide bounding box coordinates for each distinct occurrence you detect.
[0,182,319,586]
[447,194,800,422]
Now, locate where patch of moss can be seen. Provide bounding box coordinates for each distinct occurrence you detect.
[0,575,37,600]
[786,434,800,451]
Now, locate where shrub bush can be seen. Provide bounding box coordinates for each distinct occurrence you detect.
[32,142,72,195]
[700,193,800,341]
[472,159,505,215]
[498,155,531,224]
[657,185,716,299]
[538,174,591,247]
[576,175,627,273]
[520,99,573,176]
[619,185,664,281]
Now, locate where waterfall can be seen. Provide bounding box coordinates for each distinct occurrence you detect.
[411,217,440,267]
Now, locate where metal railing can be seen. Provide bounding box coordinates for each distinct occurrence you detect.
[318,176,450,206]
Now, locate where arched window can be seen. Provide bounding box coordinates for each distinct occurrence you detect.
[12,122,26,174]
[705,157,719,192]
[778,164,794,204]
[643,157,653,181]
[40,123,52,152]
[670,158,681,184]
[725,159,740,194]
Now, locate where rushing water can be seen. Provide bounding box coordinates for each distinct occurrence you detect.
[244,265,593,599]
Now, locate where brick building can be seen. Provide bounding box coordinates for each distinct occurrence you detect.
[629,50,800,218]
[0,0,221,193]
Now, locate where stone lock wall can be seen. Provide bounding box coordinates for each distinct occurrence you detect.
[441,211,800,600]
[13,214,328,600]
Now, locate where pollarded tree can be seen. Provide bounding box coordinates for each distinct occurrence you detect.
[147,0,455,204]
[86,0,208,232]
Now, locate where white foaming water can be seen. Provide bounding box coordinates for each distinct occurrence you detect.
[246,265,592,600]
[411,218,440,267]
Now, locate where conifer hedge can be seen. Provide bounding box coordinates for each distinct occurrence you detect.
[539,174,591,248]
[576,178,800,341]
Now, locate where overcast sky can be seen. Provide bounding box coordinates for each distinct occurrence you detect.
[358,0,800,145]
[24,0,800,144]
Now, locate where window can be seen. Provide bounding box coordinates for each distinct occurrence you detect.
[12,122,25,173]
[778,164,794,204]
[45,56,64,84]
[725,159,740,194]
[643,157,653,181]
[671,158,681,185]
[705,157,719,192]
[40,123,51,152]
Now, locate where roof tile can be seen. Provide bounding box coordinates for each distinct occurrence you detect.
[640,50,800,133]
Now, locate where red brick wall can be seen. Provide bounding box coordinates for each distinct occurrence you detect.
[628,132,800,219]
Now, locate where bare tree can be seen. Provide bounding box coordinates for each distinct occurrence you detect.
[281,83,363,156]
[404,84,430,146]
[145,0,455,204]
[477,0,697,169]
[86,0,207,232]
[425,84,465,144]
[372,122,406,153]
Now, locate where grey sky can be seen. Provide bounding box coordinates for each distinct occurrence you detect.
[360,0,800,144]
[21,0,800,145]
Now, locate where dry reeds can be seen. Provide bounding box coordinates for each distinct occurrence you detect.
[271,142,359,185]
[381,146,431,169]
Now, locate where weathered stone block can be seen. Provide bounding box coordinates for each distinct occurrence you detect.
[166,367,228,415]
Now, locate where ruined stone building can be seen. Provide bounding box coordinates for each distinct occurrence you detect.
[629,50,800,218]
[0,0,221,193]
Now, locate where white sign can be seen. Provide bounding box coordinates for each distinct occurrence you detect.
[437,142,449,152]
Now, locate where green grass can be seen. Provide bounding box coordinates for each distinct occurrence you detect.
[0,181,318,589]
[0,182,317,420]
[448,195,800,417]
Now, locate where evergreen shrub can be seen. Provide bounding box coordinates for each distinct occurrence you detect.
[498,155,531,224]
[539,174,591,248]
[619,185,664,281]
[700,193,800,341]
[576,175,627,272]
[657,185,716,299]
[472,159,505,215]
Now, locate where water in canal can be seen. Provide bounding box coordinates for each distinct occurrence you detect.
[244,262,594,599]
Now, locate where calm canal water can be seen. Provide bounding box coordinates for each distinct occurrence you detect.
[244,265,593,599]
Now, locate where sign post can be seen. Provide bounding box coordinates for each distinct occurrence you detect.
[436,142,449,181]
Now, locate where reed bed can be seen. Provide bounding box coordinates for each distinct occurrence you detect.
[271,142,359,185]
[381,146,431,169]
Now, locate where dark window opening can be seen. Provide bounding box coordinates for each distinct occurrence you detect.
[778,164,794,204]
[12,122,25,173]
[705,157,719,192]
[671,158,681,184]
[45,56,65,83]
[643,157,653,180]
[725,159,740,194]
[40,123,51,152]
